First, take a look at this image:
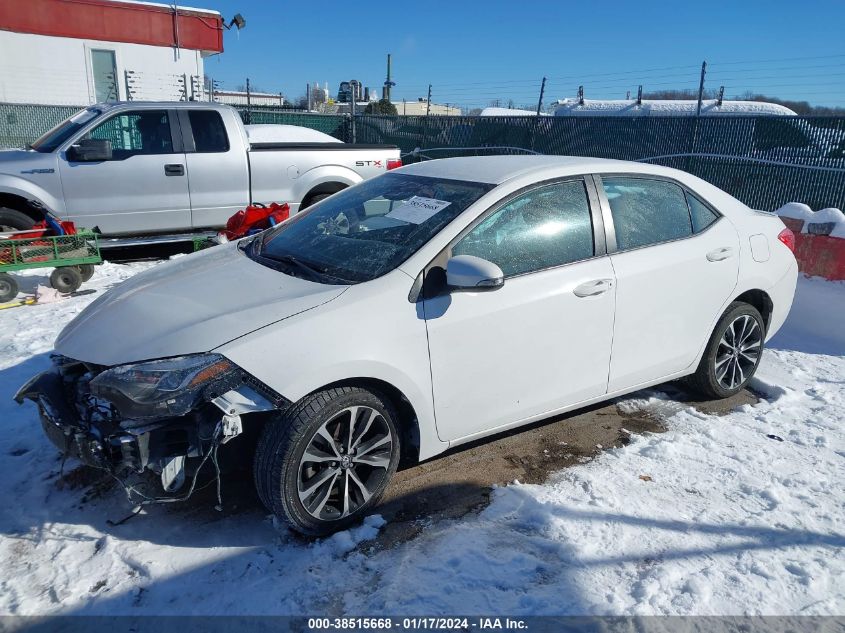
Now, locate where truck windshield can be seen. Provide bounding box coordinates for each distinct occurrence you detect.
[252,173,495,284]
[29,107,102,152]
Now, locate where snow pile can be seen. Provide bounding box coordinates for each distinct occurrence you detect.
[479,107,548,117]
[245,124,342,145]
[553,98,797,117]
[0,261,843,615]
[776,202,845,238]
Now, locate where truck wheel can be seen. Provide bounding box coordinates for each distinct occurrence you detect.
[50,267,83,294]
[76,265,95,282]
[301,193,332,210]
[0,273,19,302]
[0,208,35,233]
[254,386,400,537]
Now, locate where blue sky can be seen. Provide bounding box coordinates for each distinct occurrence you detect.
[202,0,845,109]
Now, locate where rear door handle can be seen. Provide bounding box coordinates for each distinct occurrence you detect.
[573,278,613,298]
[164,164,185,176]
[706,247,735,262]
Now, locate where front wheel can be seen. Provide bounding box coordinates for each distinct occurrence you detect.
[254,386,400,536]
[687,301,765,399]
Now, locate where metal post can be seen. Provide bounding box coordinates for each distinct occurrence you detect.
[578,85,584,105]
[717,85,724,107]
[637,85,642,106]
[350,89,357,144]
[124,70,132,101]
[696,61,706,116]
[529,76,547,151]
[426,84,432,117]
[245,78,251,124]
[535,76,546,117]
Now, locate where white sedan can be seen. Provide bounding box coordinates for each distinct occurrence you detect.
[16,156,798,535]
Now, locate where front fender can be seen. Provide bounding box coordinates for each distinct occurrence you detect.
[0,172,66,216]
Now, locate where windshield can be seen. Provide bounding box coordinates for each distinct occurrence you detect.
[29,107,102,152]
[251,173,495,284]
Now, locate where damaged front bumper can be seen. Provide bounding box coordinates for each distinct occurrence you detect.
[15,356,287,500]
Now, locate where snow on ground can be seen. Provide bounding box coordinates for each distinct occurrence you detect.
[0,262,842,615]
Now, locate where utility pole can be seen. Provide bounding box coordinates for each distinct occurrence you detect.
[696,61,706,116]
[535,76,546,117]
[425,84,432,117]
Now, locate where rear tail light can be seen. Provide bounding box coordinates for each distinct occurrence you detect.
[777,227,796,252]
[386,158,403,171]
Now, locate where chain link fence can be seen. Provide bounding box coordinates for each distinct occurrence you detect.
[2,101,844,211]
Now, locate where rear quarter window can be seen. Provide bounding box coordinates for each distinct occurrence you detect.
[188,111,229,153]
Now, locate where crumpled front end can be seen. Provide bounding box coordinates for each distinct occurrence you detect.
[15,354,288,501]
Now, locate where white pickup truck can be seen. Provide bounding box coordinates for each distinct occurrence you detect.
[0,102,401,237]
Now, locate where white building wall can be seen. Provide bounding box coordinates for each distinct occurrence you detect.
[0,30,204,105]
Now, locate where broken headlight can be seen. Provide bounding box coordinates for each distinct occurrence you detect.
[89,354,242,420]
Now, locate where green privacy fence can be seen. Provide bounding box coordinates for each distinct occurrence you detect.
[2,102,843,212]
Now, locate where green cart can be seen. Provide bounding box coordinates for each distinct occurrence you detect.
[0,230,102,302]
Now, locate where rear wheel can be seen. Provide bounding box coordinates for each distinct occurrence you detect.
[76,264,95,282]
[0,208,35,233]
[0,273,19,302]
[254,386,400,536]
[687,301,765,399]
[300,192,332,210]
[50,267,83,294]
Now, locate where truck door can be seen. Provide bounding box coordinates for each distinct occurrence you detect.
[178,109,250,229]
[58,108,191,235]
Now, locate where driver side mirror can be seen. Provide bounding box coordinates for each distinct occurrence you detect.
[67,139,112,162]
[446,255,504,290]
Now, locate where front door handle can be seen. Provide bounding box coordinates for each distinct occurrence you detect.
[573,279,613,298]
[707,247,735,262]
[164,164,185,176]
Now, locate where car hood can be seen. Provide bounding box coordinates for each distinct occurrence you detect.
[55,243,348,367]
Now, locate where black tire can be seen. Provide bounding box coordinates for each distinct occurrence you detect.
[50,267,83,294]
[254,386,401,537]
[76,264,95,282]
[0,273,19,302]
[687,301,765,399]
[0,207,35,233]
[300,192,333,210]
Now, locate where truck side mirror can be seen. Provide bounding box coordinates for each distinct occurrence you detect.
[67,139,113,162]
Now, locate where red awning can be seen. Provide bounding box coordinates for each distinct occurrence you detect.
[0,0,224,53]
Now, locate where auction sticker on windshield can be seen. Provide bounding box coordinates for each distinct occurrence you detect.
[385,196,452,224]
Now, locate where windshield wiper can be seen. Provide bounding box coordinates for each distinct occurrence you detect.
[265,253,327,281]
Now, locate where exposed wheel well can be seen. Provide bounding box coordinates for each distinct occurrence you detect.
[301,182,348,209]
[317,378,420,466]
[734,289,774,332]
[0,193,41,222]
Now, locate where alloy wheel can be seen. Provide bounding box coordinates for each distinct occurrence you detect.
[715,314,762,390]
[297,405,393,521]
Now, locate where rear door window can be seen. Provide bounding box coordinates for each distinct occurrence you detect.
[188,110,229,152]
[602,177,692,251]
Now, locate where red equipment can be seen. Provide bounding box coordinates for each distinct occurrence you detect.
[222,203,290,241]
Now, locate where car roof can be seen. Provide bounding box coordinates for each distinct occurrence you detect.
[398,155,686,185]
